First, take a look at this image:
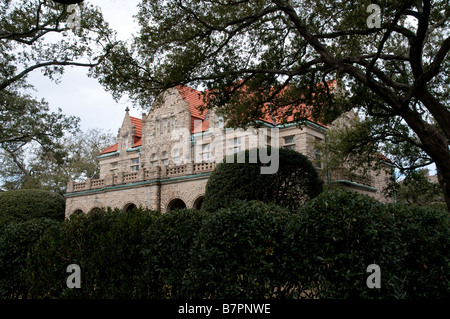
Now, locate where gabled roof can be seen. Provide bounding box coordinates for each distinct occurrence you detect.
[99,143,118,155]
[100,85,330,155]
[99,115,143,155]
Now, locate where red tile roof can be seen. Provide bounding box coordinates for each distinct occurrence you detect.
[177,86,208,119]
[99,116,143,155]
[100,143,118,155]
[130,116,143,147]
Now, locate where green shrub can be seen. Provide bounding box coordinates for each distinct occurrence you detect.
[0,218,59,299]
[27,207,160,298]
[185,200,292,298]
[203,147,323,212]
[141,209,207,298]
[393,204,450,298]
[0,189,65,227]
[284,189,450,299]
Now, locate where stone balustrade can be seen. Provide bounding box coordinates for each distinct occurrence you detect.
[329,167,375,187]
[67,162,217,193]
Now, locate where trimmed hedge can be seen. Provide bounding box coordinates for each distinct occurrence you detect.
[284,189,450,299]
[185,200,292,298]
[1,191,448,299]
[141,209,207,298]
[0,189,65,226]
[203,147,323,212]
[26,207,160,299]
[0,218,59,299]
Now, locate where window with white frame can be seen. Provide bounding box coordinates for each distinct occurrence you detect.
[163,118,169,134]
[283,135,296,150]
[110,162,118,174]
[162,151,169,165]
[229,137,241,154]
[131,158,139,171]
[315,149,322,168]
[150,153,158,166]
[172,148,180,165]
[201,143,210,161]
[315,137,322,168]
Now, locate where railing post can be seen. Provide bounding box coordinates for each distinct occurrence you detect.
[105,174,114,186]
[160,165,167,179]
[186,162,194,175]
[138,168,145,181]
[116,172,124,184]
[85,178,92,190]
[67,181,74,193]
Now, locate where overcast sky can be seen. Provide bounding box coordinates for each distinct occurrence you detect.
[27,0,142,134]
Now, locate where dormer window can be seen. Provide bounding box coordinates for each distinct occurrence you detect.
[163,118,170,134]
[217,115,224,128]
[171,116,176,131]
[155,119,161,135]
[123,135,129,150]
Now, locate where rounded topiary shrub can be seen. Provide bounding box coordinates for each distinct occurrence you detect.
[202,147,323,212]
[0,189,66,226]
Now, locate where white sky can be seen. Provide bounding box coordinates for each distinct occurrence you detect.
[27,0,142,134]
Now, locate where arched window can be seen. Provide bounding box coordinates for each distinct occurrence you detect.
[167,198,187,211]
[193,196,204,210]
[123,203,137,212]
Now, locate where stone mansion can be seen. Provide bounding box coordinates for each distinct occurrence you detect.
[64,86,393,217]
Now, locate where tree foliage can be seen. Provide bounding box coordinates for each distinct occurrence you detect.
[93,0,450,210]
[25,128,116,193]
[1,0,119,191]
[0,90,79,190]
[397,169,444,206]
[0,0,116,92]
